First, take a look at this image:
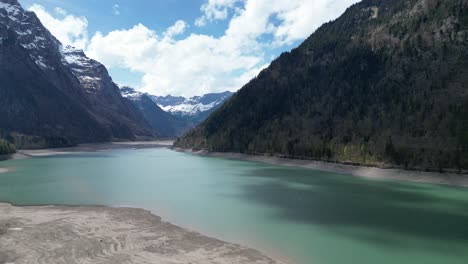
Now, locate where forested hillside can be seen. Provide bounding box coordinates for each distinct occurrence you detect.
[176,0,468,171]
[0,139,15,155]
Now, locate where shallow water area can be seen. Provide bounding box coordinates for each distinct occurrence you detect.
[1,148,467,264]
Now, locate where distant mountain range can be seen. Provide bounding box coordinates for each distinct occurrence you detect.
[0,0,230,147]
[150,92,233,117]
[121,88,232,137]
[150,92,233,125]
[176,0,468,171]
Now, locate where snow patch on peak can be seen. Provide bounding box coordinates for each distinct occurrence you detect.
[151,92,233,116]
[159,101,217,115]
[60,45,108,91]
[0,1,22,23]
[120,87,143,99]
[30,54,52,69]
[62,45,83,53]
[61,45,91,67]
[0,2,21,15]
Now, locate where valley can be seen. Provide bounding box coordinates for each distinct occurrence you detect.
[1,0,467,263]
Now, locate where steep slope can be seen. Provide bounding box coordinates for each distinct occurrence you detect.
[62,46,152,139]
[0,0,152,147]
[176,0,468,171]
[121,87,192,137]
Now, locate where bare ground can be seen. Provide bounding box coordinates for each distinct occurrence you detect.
[13,141,174,159]
[0,203,283,264]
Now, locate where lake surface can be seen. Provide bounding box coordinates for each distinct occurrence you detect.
[1,148,468,264]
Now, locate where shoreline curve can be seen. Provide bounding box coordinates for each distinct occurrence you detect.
[0,202,285,264]
[173,147,468,188]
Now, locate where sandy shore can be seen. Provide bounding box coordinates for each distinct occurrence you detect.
[0,203,282,264]
[13,140,174,159]
[174,148,468,188]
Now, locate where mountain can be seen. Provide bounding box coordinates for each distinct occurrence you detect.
[151,91,233,122]
[176,0,468,171]
[0,0,153,148]
[119,89,233,137]
[120,87,193,137]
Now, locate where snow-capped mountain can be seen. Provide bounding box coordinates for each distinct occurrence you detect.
[0,0,153,146]
[0,0,61,71]
[121,87,195,137]
[120,88,233,137]
[151,91,233,117]
[61,45,107,92]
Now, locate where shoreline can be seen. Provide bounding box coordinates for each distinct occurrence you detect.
[0,202,284,264]
[12,140,175,159]
[174,147,468,188]
[4,141,468,187]
[0,140,174,173]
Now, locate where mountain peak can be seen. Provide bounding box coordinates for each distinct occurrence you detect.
[120,86,144,99]
[0,0,154,144]
[62,45,85,54]
[150,91,233,117]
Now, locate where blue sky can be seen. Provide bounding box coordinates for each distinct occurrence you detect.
[18,0,359,96]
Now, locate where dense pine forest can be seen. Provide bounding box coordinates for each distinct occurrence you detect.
[176,0,468,172]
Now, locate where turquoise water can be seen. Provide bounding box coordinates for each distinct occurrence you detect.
[0,148,468,264]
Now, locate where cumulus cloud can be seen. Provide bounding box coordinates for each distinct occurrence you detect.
[29,0,360,96]
[86,23,262,96]
[29,4,88,49]
[164,20,188,38]
[195,0,242,27]
[221,0,360,45]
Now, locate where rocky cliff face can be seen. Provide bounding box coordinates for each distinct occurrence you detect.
[0,0,153,147]
[61,45,153,140]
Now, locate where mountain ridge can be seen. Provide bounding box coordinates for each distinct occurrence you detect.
[121,88,233,137]
[176,0,468,171]
[0,0,154,147]
[150,91,233,117]
[121,87,193,137]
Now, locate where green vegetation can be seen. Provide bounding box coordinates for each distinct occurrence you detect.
[0,130,75,150]
[176,0,468,172]
[0,139,16,155]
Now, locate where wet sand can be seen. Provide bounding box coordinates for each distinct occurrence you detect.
[0,203,283,264]
[174,148,468,188]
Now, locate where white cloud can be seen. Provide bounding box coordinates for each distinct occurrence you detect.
[195,0,242,27]
[164,20,188,38]
[54,7,66,16]
[30,0,360,96]
[86,24,263,96]
[29,4,88,49]
[113,4,120,16]
[223,0,360,45]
